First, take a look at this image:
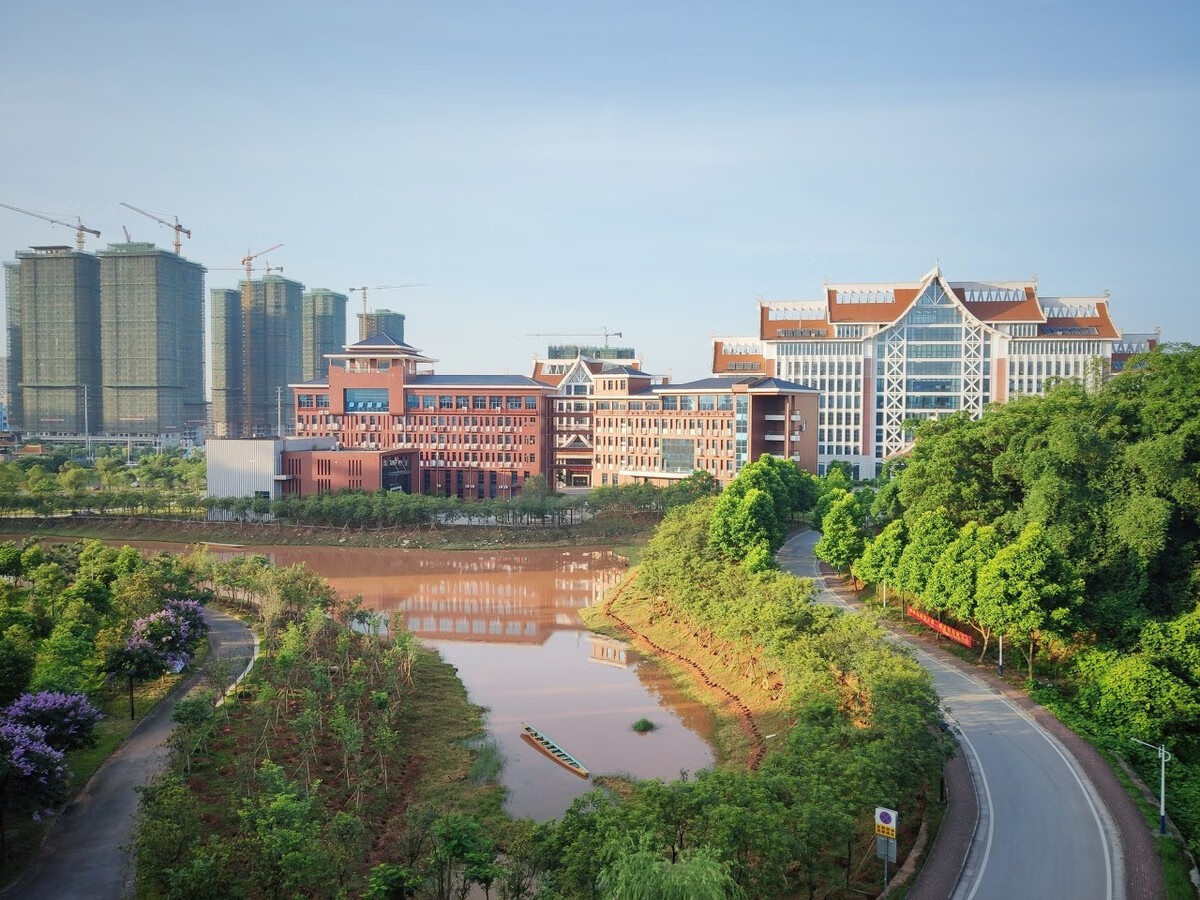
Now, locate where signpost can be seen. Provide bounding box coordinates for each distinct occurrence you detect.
[875,807,899,897]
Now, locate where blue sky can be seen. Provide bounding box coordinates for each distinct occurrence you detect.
[2,1,1196,382]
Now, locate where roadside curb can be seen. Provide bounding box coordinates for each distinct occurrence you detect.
[817,560,1165,900]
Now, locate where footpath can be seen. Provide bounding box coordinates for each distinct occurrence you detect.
[813,558,1166,900]
[1,609,258,900]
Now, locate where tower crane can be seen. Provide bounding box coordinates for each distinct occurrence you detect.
[526,327,623,348]
[348,283,425,322]
[119,202,191,254]
[0,202,100,251]
[240,243,283,437]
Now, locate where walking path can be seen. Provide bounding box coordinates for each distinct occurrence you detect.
[1,608,257,900]
[778,529,1163,900]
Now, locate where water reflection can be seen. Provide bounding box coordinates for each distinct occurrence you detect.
[65,539,715,819]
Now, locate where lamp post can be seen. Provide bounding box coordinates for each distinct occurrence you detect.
[1131,738,1172,835]
[997,634,1004,677]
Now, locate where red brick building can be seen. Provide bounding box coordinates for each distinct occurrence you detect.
[290,335,553,498]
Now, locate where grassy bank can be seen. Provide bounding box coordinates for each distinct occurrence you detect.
[582,572,795,771]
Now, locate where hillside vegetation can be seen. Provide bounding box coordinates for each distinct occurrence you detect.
[828,344,1200,859]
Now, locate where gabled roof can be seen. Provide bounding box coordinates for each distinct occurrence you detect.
[599,364,652,377]
[347,333,421,351]
[746,376,817,392]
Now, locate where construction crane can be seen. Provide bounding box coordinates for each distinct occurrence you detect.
[526,327,624,348]
[241,243,283,437]
[0,201,100,251]
[347,283,425,322]
[119,201,191,254]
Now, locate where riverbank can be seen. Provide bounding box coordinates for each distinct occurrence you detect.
[0,513,657,553]
[583,571,793,771]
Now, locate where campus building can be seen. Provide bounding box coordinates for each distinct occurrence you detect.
[531,349,653,489]
[290,333,553,498]
[712,264,1154,478]
[591,373,819,488]
[210,274,304,437]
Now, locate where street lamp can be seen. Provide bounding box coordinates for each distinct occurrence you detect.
[1131,738,1172,835]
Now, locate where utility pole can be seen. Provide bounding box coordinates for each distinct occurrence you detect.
[1131,738,1172,835]
[276,386,283,438]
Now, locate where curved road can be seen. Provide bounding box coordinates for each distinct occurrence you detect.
[778,530,1124,900]
[3,608,257,900]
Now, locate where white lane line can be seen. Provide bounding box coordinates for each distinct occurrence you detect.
[781,532,1116,900]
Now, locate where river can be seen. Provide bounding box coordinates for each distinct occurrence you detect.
[59,538,716,819]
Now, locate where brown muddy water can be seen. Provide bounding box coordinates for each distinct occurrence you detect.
[65,538,716,819]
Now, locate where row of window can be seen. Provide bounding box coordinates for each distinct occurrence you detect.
[406,394,540,411]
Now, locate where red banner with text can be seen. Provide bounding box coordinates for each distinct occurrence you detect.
[906,607,975,649]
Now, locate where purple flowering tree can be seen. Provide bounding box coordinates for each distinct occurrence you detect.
[105,600,210,720]
[0,722,68,860]
[4,692,103,752]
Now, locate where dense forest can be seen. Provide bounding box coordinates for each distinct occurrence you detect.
[819,344,1200,859]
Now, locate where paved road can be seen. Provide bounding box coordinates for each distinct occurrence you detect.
[2,608,257,900]
[778,530,1123,900]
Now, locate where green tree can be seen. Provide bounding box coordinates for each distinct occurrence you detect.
[597,844,746,900]
[975,522,1083,679]
[924,522,1003,657]
[813,492,863,574]
[893,508,957,604]
[851,519,906,606]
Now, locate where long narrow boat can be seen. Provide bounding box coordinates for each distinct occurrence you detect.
[520,722,590,779]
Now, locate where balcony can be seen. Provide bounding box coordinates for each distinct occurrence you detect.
[764,433,785,442]
[764,414,786,421]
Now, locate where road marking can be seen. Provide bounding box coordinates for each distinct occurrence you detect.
[780,530,1118,900]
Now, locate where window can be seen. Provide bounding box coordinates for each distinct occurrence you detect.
[699,395,716,411]
[662,395,678,410]
[524,396,538,409]
[345,388,389,412]
[298,394,314,408]
[316,394,329,408]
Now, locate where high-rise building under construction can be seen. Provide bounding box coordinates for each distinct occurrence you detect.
[97,242,205,438]
[301,289,347,382]
[210,275,304,437]
[357,308,405,342]
[3,246,101,435]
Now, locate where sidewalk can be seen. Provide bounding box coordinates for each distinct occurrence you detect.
[2,608,257,900]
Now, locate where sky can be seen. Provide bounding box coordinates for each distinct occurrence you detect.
[2,0,1197,383]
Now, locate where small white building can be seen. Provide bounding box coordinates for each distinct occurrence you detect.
[206,437,335,501]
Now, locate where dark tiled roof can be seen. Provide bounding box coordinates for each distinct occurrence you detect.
[409,374,550,388]
[747,376,818,392]
[348,333,419,351]
[656,376,756,391]
[599,364,652,376]
[654,375,817,393]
